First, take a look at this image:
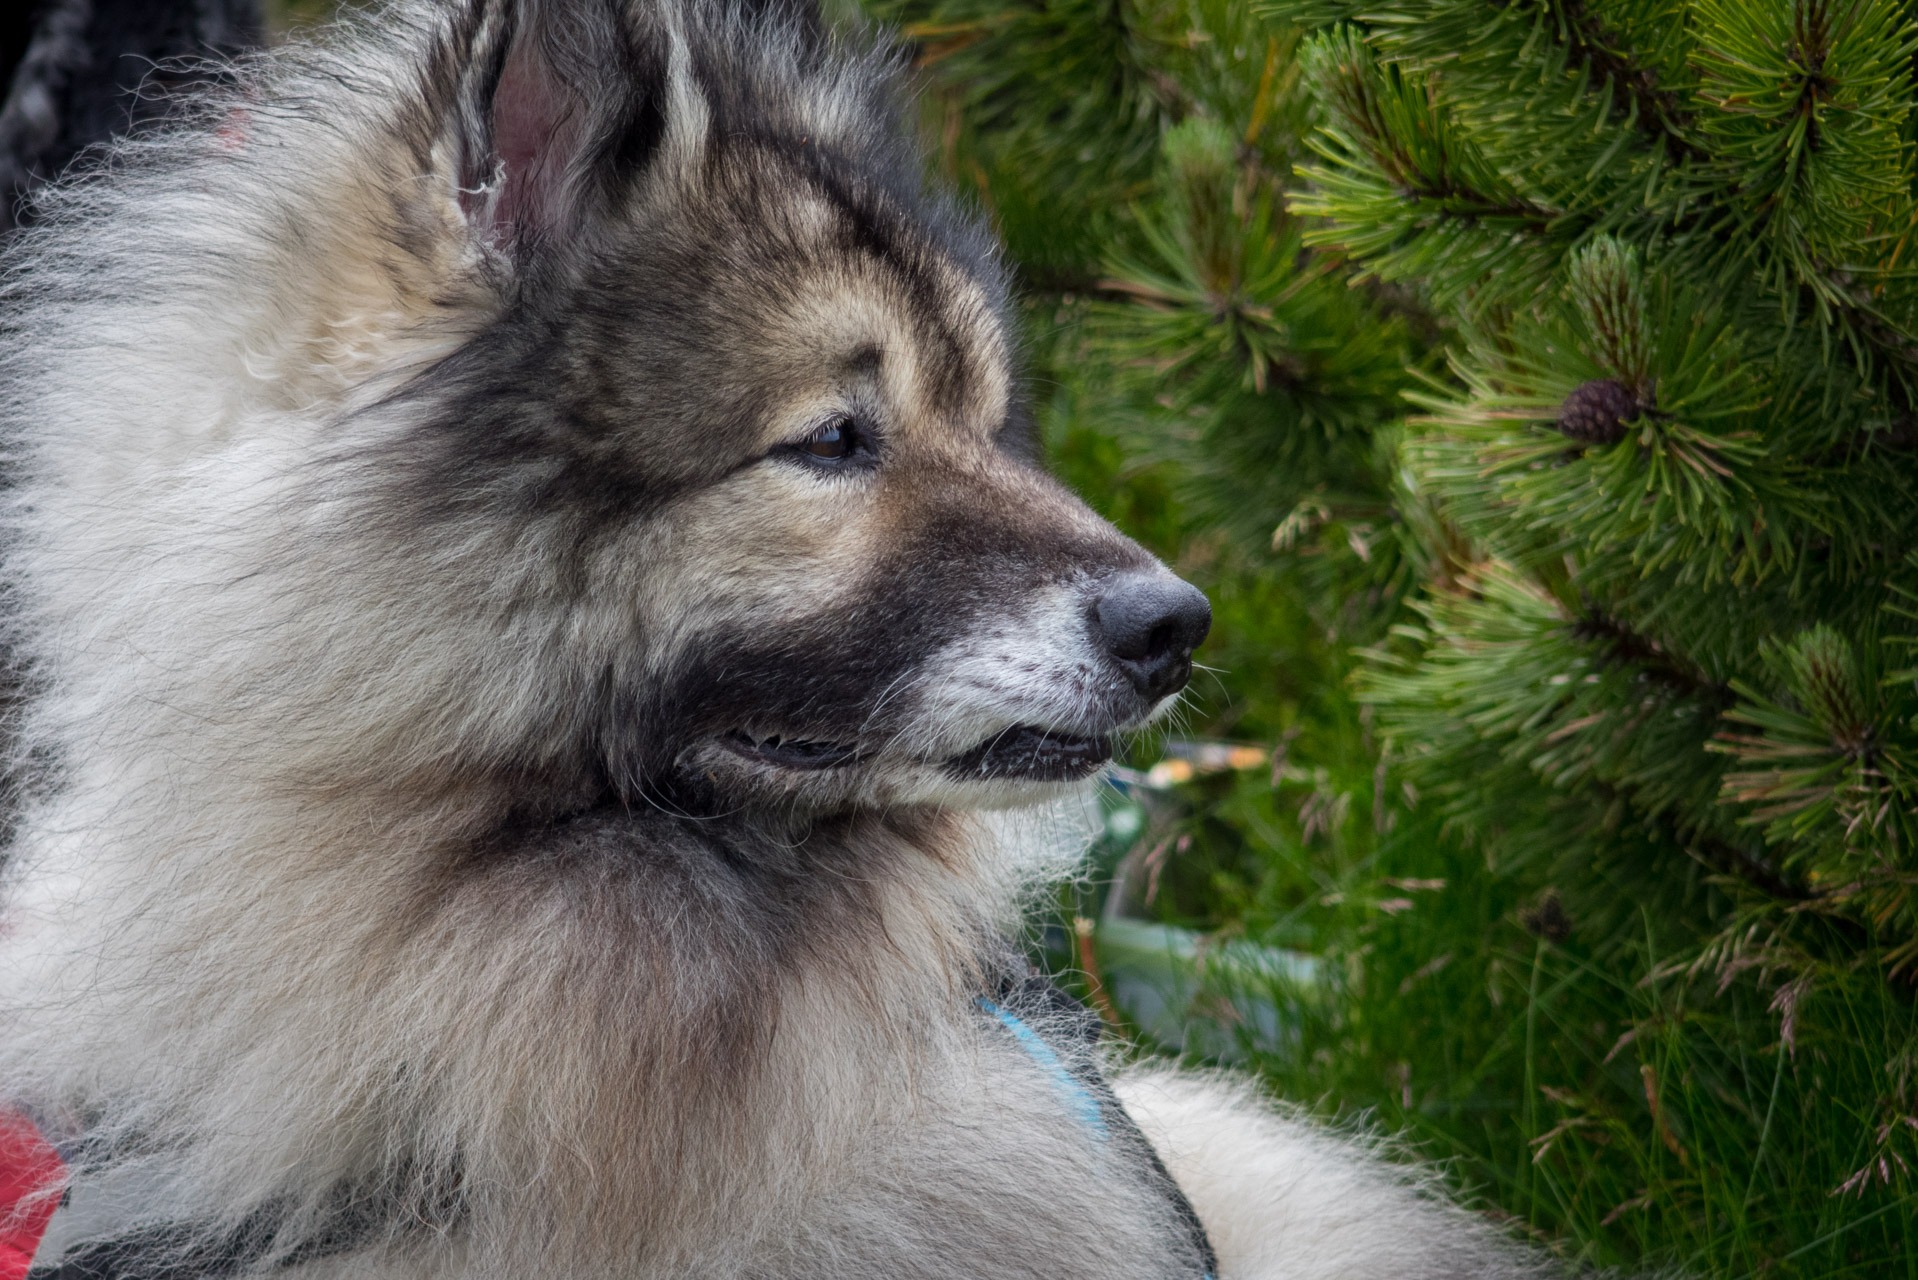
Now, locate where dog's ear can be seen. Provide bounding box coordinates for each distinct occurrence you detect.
[456,0,669,255]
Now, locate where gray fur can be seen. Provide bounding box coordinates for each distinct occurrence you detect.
[0,2,1562,1276]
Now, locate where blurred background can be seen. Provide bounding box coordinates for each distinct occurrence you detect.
[16,0,1918,1274]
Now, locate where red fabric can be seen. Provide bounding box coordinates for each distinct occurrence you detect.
[0,1111,62,1280]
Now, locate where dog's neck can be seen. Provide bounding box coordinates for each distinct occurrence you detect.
[3,788,1028,1274]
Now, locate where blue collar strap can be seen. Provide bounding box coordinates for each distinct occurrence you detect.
[978,976,1219,1280]
[978,998,1111,1139]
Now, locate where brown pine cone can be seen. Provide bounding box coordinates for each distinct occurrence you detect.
[1556,378,1640,445]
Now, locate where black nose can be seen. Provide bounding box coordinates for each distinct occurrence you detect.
[1094,574,1212,700]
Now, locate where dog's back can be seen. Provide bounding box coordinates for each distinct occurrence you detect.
[0,4,1554,1277]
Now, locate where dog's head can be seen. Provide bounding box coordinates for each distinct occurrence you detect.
[359,0,1207,817]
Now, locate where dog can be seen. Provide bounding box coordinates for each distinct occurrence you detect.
[0,2,1556,1276]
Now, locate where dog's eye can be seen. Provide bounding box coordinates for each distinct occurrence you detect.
[780,415,874,471]
[804,417,857,460]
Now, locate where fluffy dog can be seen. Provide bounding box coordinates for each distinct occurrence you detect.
[0,2,1553,1276]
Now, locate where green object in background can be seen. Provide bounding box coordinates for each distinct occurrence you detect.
[1094,915,1322,1061]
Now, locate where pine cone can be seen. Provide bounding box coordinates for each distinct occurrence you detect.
[1555,378,1640,445]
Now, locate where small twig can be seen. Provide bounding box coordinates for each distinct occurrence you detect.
[1073,917,1124,1031]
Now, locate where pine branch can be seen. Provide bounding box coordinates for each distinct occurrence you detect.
[1579,778,1833,910]
[1568,610,1735,707]
[1815,414,1918,466]
[1685,825,1819,903]
[1556,615,1857,911]
[1533,0,1710,166]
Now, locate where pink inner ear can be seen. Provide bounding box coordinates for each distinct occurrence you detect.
[473,40,587,250]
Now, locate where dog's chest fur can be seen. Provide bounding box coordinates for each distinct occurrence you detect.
[13,800,1205,1278]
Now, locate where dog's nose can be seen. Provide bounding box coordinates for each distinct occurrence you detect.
[1095,574,1212,700]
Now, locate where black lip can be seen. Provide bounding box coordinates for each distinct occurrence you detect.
[946,725,1113,782]
[721,732,864,770]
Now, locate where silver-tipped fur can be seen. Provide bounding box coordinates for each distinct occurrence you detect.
[0,3,1556,1277]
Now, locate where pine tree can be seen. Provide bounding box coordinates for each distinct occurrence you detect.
[1288,0,1918,1269]
[1292,1,1918,964]
[878,0,1918,1273]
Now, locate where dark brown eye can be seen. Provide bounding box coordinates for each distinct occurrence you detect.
[805,418,854,459]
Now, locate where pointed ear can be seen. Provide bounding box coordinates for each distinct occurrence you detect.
[457,0,668,255]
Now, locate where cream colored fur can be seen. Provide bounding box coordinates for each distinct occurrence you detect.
[1118,1071,1553,1279]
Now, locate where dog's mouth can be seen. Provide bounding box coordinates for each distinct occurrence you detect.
[945,725,1113,782]
[721,732,865,770]
[720,725,1113,783]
